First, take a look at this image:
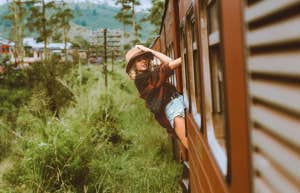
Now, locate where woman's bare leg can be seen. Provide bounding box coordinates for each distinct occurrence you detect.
[174,116,188,149]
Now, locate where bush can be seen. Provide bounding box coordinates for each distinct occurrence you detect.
[0,120,12,161]
[2,65,182,193]
[25,58,75,114]
[4,121,93,193]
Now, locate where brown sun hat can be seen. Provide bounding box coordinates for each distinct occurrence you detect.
[125,47,153,73]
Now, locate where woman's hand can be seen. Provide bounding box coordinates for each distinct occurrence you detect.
[135,45,152,53]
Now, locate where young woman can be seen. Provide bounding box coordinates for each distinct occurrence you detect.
[125,45,188,149]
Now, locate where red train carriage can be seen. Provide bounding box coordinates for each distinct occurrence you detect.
[151,0,300,193]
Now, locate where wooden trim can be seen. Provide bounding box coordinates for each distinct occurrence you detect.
[250,80,300,115]
[248,50,300,78]
[172,0,183,92]
[198,0,213,141]
[245,1,300,23]
[252,129,300,183]
[187,114,228,193]
[254,178,274,193]
[219,0,251,192]
[254,178,275,193]
[253,153,300,193]
[247,14,300,47]
[251,104,300,149]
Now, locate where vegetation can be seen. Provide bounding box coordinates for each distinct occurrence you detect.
[142,0,165,46]
[0,60,182,192]
[0,2,155,42]
[114,0,131,37]
[0,1,181,191]
[143,0,164,34]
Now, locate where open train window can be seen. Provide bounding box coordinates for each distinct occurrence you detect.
[205,0,228,176]
[191,18,201,116]
[185,11,202,127]
[179,25,191,112]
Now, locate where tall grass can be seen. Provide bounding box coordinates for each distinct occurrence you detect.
[1,62,182,193]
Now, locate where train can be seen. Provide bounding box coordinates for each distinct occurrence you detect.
[151,0,300,193]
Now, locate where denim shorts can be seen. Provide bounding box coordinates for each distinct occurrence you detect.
[165,95,185,128]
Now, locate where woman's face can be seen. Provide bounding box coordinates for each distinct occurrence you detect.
[134,56,149,72]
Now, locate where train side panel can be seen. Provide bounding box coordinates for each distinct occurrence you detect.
[244,1,300,192]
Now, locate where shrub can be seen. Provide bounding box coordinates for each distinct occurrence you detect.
[4,121,93,193]
[0,120,12,161]
[25,58,75,114]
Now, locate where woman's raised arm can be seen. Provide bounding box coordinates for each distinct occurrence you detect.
[168,57,182,70]
[135,45,172,65]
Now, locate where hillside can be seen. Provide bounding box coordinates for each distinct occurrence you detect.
[0,2,155,41]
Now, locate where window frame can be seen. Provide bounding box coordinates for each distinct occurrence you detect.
[179,22,192,112]
[200,0,229,177]
[185,10,202,127]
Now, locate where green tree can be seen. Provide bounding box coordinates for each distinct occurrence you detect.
[141,0,164,46]
[129,0,141,38]
[71,36,90,50]
[143,0,164,34]
[26,0,57,59]
[114,0,131,38]
[52,1,74,61]
[116,0,142,46]
[4,0,28,64]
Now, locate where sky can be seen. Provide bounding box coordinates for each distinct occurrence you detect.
[0,0,153,11]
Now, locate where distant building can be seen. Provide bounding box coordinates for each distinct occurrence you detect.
[0,37,14,55]
[22,37,72,63]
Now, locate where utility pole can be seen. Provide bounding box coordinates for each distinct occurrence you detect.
[103,28,108,88]
[42,0,47,60]
[97,29,121,85]
[111,50,114,72]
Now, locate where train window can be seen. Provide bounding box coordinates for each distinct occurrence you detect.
[206,0,228,176]
[184,11,202,127]
[180,26,191,112]
[191,19,201,115]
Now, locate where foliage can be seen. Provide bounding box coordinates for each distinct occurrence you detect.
[0,61,31,126]
[71,35,90,50]
[25,57,75,114]
[143,0,165,34]
[26,0,57,57]
[141,0,165,45]
[0,120,12,161]
[0,2,155,42]
[1,63,182,192]
[114,0,132,37]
